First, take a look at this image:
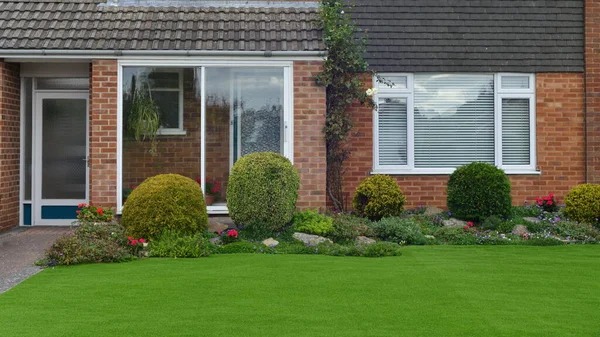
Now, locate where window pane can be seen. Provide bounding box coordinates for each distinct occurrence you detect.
[148,72,180,89]
[378,97,407,166]
[502,98,530,165]
[152,91,180,129]
[36,78,89,90]
[501,76,530,90]
[24,78,33,200]
[377,75,407,90]
[414,74,495,168]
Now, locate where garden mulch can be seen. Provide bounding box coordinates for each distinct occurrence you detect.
[0,227,70,294]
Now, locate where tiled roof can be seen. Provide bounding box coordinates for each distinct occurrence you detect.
[0,0,323,52]
[350,0,584,73]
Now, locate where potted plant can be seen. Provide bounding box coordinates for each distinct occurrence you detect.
[198,177,221,206]
[125,78,161,156]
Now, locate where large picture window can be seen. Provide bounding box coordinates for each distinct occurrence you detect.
[374,73,536,174]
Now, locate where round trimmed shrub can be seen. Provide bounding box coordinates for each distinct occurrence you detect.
[352,175,406,221]
[121,174,208,239]
[227,152,299,232]
[447,162,512,221]
[564,184,600,224]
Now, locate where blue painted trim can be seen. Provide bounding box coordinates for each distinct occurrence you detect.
[41,206,79,220]
[23,204,32,226]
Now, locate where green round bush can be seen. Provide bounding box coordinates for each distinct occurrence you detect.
[227,152,300,232]
[447,162,512,221]
[352,175,406,221]
[564,184,600,224]
[121,174,208,239]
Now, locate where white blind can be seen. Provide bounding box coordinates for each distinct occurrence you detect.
[501,76,530,90]
[378,97,407,166]
[502,98,530,165]
[414,74,495,168]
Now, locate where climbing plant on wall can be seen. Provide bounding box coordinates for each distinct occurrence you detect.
[316,0,374,211]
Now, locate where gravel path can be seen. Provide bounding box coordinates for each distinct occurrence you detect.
[0,227,70,294]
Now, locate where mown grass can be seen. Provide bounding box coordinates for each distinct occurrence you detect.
[1,246,599,337]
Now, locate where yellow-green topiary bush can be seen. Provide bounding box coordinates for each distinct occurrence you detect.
[227,152,300,232]
[121,174,208,239]
[353,175,406,221]
[564,184,600,225]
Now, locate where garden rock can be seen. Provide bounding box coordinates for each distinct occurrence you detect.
[423,206,444,216]
[262,238,279,247]
[524,217,541,224]
[442,218,467,227]
[512,225,530,235]
[208,222,229,233]
[425,235,436,240]
[355,236,376,245]
[293,232,332,246]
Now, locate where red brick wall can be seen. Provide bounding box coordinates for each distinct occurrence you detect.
[0,61,20,231]
[342,73,585,209]
[293,61,327,209]
[586,0,600,183]
[89,60,118,208]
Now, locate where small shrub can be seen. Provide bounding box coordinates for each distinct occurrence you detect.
[227,152,300,233]
[293,210,334,235]
[447,162,512,222]
[368,217,426,245]
[497,220,517,234]
[433,227,477,245]
[76,203,115,223]
[122,174,208,239]
[564,184,600,225]
[512,205,542,218]
[520,237,565,246]
[525,220,553,234]
[329,213,371,243]
[44,222,134,266]
[480,215,503,231]
[353,175,406,221]
[554,221,599,240]
[148,230,211,258]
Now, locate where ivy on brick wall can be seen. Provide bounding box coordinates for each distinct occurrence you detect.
[316,0,373,211]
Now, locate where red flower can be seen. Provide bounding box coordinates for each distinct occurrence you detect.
[463,225,469,231]
[76,210,81,214]
[467,221,474,227]
[195,176,201,184]
[77,203,86,208]
[139,238,146,243]
[547,200,553,206]
[227,229,238,238]
[130,239,138,246]
[97,208,104,215]
[128,236,133,241]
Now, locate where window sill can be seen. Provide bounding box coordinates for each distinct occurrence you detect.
[156,129,187,136]
[371,169,542,176]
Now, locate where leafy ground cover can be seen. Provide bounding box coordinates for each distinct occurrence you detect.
[2,246,600,337]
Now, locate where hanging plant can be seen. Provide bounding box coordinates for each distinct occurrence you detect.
[126,87,161,156]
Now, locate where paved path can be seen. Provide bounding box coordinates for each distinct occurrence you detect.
[0,227,70,294]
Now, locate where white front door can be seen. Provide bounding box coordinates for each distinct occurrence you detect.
[32,92,89,226]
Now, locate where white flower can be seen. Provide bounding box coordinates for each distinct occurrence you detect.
[341,10,344,14]
[143,242,148,248]
[366,88,378,96]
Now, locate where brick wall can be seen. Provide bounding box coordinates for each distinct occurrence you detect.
[89,60,118,208]
[293,61,327,209]
[0,61,20,231]
[586,0,600,182]
[342,73,585,209]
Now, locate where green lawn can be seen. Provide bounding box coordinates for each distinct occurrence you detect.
[1,246,600,337]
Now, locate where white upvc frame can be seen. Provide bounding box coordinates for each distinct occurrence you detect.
[117,60,295,214]
[372,72,539,175]
[32,91,89,226]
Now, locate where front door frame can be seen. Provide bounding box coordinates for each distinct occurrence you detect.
[32,91,90,226]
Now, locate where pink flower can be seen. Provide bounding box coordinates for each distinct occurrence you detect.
[139,238,146,243]
[463,225,470,231]
[467,221,474,227]
[227,229,238,238]
[78,203,87,208]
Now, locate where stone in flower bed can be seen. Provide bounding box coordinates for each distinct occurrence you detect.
[442,218,468,227]
[262,238,279,247]
[355,236,376,245]
[293,232,333,246]
[511,225,530,236]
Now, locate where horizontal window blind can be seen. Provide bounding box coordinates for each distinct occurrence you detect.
[414,74,495,168]
[378,97,408,166]
[502,98,530,165]
[501,76,530,90]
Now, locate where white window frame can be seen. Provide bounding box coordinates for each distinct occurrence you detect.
[147,68,186,136]
[117,60,294,214]
[372,73,538,175]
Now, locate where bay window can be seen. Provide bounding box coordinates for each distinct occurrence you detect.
[374,73,536,174]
